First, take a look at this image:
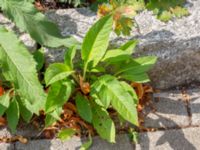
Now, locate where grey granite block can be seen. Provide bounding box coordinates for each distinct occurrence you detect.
[136,127,200,150]
[1,0,200,89]
[143,91,189,128]
[15,134,134,150]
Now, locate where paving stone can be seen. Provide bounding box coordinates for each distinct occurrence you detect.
[90,134,134,150]
[0,143,14,150]
[15,134,134,150]
[0,124,42,139]
[15,138,82,150]
[136,127,200,150]
[187,89,200,126]
[15,124,42,138]
[143,91,190,128]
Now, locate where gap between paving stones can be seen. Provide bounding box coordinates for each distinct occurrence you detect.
[183,88,200,126]
[176,88,200,126]
[140,124,200,133]
[181,89,193,126]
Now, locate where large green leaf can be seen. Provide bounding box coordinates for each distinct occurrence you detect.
[75,93,92,123]
[81,15,113,73]
[18,96,39,118]
[92,103,115,143]
[45,80,74,113]
[0,91,10,116]
[120,40,138,54]
[64,46,77,70]
[0,0,78,47]
[117,56,157,83]
[101,40,138,64]
[0,26,46,114]
[45,63,74,86]
[91,84,111,109]
[121,73,150,83]
[6,97,19,133]
[33,48,45,71]
[115,56,157,76]
[120,81,138,105]
[101,49,131,64]
[17,97,33,123]
[91,75,138,125]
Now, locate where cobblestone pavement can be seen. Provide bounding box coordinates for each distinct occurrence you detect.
[1,89,200,149]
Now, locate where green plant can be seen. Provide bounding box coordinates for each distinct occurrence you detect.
[0,26,46,133]
[0,0,186,141]
[44,15,157,142]
[0,0,79,132]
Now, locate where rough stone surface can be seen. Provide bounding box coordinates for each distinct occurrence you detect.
[1,0,200,89]
[43,8,97,63]
[136,127,200,150]
[143,91,190,128]
[15,134,133,150]
[187,89,200,126]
